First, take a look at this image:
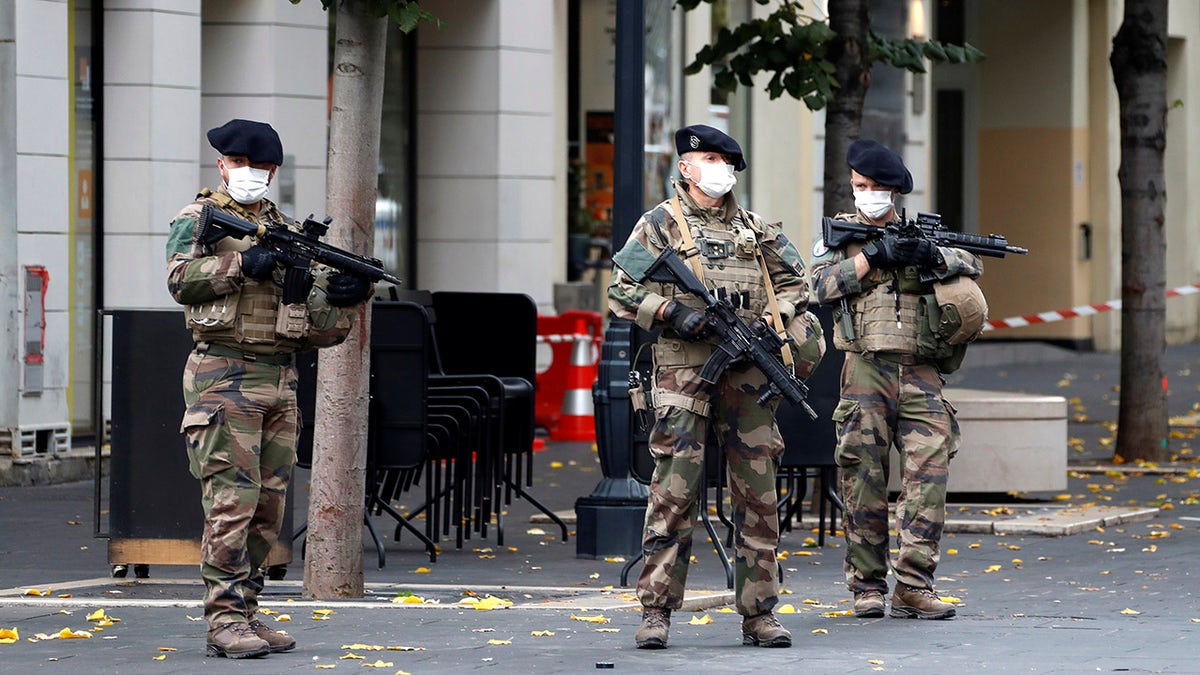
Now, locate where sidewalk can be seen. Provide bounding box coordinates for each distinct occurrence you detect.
[1,343,1199,672]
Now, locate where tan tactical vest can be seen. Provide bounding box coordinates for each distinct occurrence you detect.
[832,240,933,355]
[644,206,769,328]
[185,191,307,352]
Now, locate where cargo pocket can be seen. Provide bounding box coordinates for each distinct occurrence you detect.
[180,403,231,480]
[942,398,961,461]
[831,398,861,468]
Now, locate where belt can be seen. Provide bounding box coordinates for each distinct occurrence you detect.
[863,351,930,367]
[196,342,295,366]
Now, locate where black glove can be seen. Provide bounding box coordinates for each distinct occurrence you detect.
[861,234,907,269]
[325,272,372,307]
[905,238,944,269]
[663,300,710,342]
[240,245,278,281]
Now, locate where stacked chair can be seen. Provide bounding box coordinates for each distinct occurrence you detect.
[368,290,568,561]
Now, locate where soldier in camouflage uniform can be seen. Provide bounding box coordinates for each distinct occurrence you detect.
[810,140,984,621]
[166,119,372,659]
[609,125,810,649]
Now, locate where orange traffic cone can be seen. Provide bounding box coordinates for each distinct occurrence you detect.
[550,320,597,441]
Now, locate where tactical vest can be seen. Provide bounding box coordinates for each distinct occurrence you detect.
[185,190,307,352]
[833,248,933,355]
[644,204,769,329]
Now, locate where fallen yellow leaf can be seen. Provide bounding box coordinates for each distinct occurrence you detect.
[940,595,962,603]
[23,588,50,597]
[812,628,828,634]
[314,609,334,616]
[0,627,18,643]
[385,645,425,651]
[315,666,337,670]
[157,647,177,652]
[57,627,92,639]
[1120,608,1141,615]
[414,567,431,574]
[473,596,514,611]
[984,565,1002,573]
[604,556,626,563]
[526,528,547,536]
[530,630,556,637]
[946,548,958,555]
[277,614,291,621]
[777,604,796,614]
[571,614,611,624]
[686,614,712,625]
[869,659,885,665]
[823,610,853,617]
[595,628,621,632]
[361,660,394,668]
[340,652,366,660]
[341,644,383,651]
[485,639,511,645]
[549,461,564,469]
[717,607,736,613]
[153,654,166,661]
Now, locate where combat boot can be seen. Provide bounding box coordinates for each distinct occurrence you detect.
[741,611,792,648]
[853,589,886,617]
[635,606,671,649]
[206,622,270,659]
[890,583,956,620]
[249,618,296,653]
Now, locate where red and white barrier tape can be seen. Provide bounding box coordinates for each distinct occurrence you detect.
[984,282,1200,331]
[536,333,601,344]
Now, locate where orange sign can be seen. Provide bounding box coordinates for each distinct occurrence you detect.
[77,169,92,218]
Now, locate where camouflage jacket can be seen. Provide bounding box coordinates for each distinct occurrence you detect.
[608,180,809,336]
[165,186,356,352]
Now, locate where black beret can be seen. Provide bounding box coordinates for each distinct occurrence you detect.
[675,124,746,172]
[207,119,284,166]
[847,139,912,194]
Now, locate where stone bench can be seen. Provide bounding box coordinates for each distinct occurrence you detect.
[889,388,1068,493]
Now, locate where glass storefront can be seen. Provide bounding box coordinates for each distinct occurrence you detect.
[69,0,99,437]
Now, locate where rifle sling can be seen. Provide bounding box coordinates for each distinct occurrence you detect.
[665,196,793,370]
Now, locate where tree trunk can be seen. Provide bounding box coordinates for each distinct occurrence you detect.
[823,0,870,216]
[303,1,388,599]
[1110,0,1169,463]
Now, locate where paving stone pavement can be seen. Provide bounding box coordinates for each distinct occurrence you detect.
[1,342,1199,672]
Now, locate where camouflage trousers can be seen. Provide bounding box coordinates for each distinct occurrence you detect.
[180,350,299,629]
[831,351,960,592]
[638,343,784,617]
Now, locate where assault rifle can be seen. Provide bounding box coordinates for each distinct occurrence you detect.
[821,211,1029,259]
[638,246,817,418]
[197,205,402,303]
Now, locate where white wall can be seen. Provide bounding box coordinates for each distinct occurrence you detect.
[415,0,560,308]
[14,0,70,428]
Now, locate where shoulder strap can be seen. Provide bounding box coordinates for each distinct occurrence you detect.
[668,196,705,284]
[742,208,794,369]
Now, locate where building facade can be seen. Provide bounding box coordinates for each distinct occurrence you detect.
[1,0,1198,452]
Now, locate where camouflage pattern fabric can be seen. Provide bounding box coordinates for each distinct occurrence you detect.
[180,351,299,629]
[831,351,960,593]
[637,360,786,617]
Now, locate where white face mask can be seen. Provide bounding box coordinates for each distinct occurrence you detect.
[225,166,271,204]
[687,161,737,199]
[854,189,894,220]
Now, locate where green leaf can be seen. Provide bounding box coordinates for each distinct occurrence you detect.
[922,40,948,62]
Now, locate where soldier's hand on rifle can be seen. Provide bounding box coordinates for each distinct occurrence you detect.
[861,233,908,269]
[904,237,944,269]
[240,245,278,281]
[325,272,372,307]
[663,300,711,342]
